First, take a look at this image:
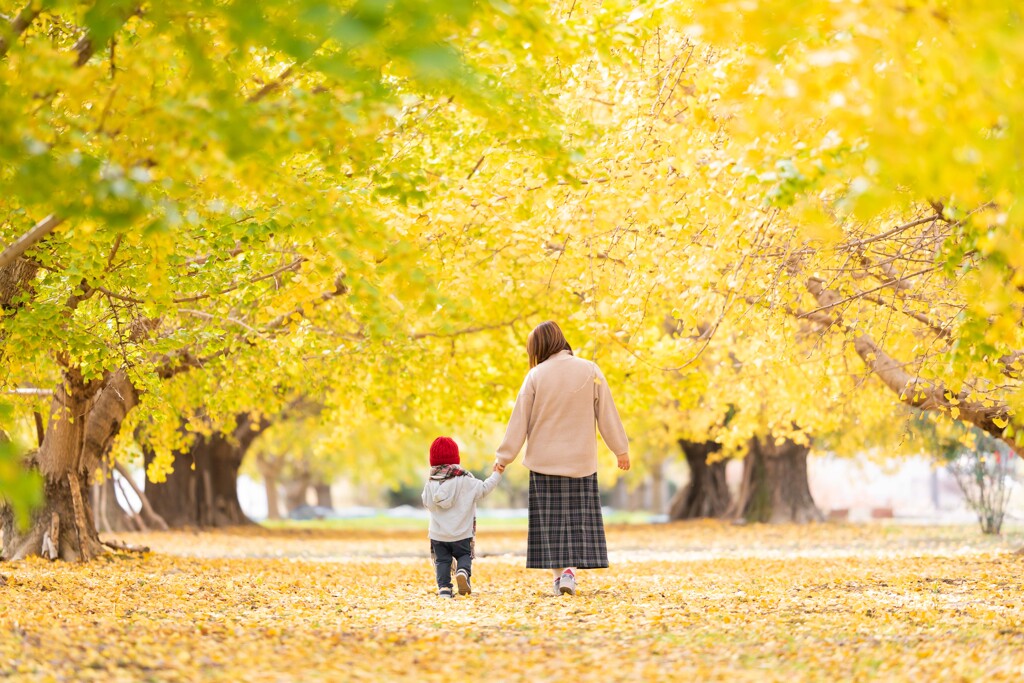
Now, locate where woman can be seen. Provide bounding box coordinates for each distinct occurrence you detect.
[494,321,629,596]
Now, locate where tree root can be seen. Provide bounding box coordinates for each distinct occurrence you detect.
[41,511,59,560]
[102,538,150,554]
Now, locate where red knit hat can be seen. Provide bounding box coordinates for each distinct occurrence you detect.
[429,436,460,466]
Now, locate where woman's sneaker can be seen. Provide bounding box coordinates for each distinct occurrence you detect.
[438,587,454,599]
[553,578,561,596]
[558,570,576,596]
[455,569,471,596]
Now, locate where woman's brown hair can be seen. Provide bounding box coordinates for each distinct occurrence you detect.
[527,321,573,368]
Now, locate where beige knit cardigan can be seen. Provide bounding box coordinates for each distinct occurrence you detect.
[496,350,629,477]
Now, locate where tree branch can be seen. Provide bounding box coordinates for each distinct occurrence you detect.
[173,256,306,304]
[179,308,261,335]
[247,65,295,103]
[72,4,142,67]
[859,291,953,340]
[803,277,1016,448]
[263,273,348,331]
[0,214,64,270]
[0,2,42,59]
[412,312,536,340]
[797,266,941,320]
[841,214,940,250]
[112,461,168,531]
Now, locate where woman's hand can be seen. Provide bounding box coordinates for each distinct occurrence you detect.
[617,453,630,471]
[493,461,506,473]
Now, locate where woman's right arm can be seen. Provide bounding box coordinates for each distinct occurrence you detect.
[495,374,535,468]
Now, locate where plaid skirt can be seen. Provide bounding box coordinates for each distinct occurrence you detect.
[527,471,609,569]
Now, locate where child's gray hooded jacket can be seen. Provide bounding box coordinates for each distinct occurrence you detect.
[421,471,502,542]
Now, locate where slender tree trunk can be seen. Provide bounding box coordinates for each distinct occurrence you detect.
[729,436,824,524]
[264,471,282,520]
[669,440,731,519]
[145,414,267,528]
[91,468,137,533]
[112,462,169,531]
[256,452,284,520]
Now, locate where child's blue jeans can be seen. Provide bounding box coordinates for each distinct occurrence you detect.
[430,538,473,589]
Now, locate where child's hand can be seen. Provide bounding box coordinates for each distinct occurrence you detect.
[493,461,505,473]
[617,453,630,471]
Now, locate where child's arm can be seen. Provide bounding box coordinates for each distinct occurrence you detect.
[421,482,432,511]
[474,471,502,501]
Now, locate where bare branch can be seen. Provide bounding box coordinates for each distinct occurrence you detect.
[5,387,55,396]
[412,312,536,340]
[797,267,941,320]
[841,214,940,250]
[173,257,306,304]
[467,155,486,180]
[859,292,953,340]
[112,461,168,531]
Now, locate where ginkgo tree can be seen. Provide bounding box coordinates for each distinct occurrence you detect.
[6,0,1024,561]
[392,1,1024,524]
[674,3,1024,452]
[0,0,581,560]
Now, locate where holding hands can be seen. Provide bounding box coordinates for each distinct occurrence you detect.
[493,461,506,473]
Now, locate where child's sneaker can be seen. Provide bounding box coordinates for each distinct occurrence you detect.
[455,568,471,595]
[439,587,454,599]
[558,570,576,596]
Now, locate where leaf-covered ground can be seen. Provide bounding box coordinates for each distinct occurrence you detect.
[2,522,1023,682]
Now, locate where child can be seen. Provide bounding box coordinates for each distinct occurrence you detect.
[421,436,502,598]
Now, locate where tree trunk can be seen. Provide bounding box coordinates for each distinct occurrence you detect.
[256,451,284,520]
[264,471,282,521]
[314,482,333,508]
[730,436,824,524]
[112,462,169,531]
[283,473,312,512]
[91,469,138,534]
[1,368,111,561]
[145,414,267,528]
[669,440,731,519]
[3,468,107,561]
[650,460,666,515]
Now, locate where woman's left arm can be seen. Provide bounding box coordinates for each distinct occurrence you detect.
[594,366,629,464]
[495,374,535,469]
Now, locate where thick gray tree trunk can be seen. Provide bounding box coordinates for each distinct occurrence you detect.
[314,482,333,508]
[283,472,312,513]
[2,367,137,561]
[144,415,267,528]
[669,440,731,519]
[730,436,824,524]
